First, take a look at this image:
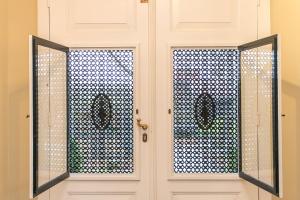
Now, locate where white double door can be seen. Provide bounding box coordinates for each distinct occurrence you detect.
[35,0,274,200]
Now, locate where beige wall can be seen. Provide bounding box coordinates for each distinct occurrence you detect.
[0,0,37,200]
[271,1,300,200]
[0,0,8,199]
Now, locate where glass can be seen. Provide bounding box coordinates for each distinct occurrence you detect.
[241,44,274,186]
[36,45,68,187]
[173,49,239,173]
[69,49,134,174]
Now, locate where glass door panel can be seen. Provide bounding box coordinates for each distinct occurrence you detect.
[239,35,281,197]
[68,49,135,174]
[30,36,69,198]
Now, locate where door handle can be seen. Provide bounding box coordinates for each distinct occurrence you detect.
[137,118,148,130]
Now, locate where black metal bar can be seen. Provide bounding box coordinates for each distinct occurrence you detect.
[32,35,39,196]
[239,172,278,195]
[238,35,278,51]
[238,48,242,178]
[66,44,70,181]
[238,35,280,197]
[33,172,69,198]
[32,36,69,52]
[272,36,280,196]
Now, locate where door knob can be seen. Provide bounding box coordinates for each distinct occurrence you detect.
[136,118,148,130]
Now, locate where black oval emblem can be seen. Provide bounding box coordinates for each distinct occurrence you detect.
[194,93,216,130]
[91,93,112,130]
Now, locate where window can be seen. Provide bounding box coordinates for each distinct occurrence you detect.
[30,36,69,197]
[68,49,135,174]
[173,49,239,173]
[239,35,281,196]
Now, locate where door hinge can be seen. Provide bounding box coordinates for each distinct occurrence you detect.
[141,0,148,3]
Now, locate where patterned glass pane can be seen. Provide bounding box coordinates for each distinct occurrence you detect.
[37,45,50,186]
[241,44,275,186]
[240,48,258,178]
[35,45,68,187]
[69,49,134,174]
[50,49,68,179]
[173,49,239,173]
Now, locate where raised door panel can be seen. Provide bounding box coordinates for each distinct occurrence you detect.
[46,0,148,45]
[70,0,136,29]
[157,0,260,44]
[171,0,238,30]
[66,192,136,200]
[172,192,239,200]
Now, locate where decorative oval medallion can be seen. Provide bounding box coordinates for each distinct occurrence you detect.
[91,93,112,130]
[194,92,216,130]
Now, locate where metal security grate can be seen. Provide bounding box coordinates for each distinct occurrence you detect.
[69,49,134,174]
[173,49,239,173]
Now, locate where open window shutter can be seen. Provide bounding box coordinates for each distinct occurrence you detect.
[29,36,70,198]
[238,35,282,197]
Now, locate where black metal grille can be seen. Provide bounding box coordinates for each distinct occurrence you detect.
[91,93,112,131]
[173,49,239,173]
[195,92,216,130]
[69,49,134,174]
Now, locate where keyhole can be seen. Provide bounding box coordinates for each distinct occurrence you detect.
[142,133,148,142]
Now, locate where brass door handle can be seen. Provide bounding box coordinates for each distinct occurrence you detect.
[137,118,148,130]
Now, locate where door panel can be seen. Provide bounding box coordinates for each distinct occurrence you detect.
[68,49,136,175]
[49,48,68,181]
[257,44,275,187]
[45,0,148,46]
[38,0,151,198]
[36,45,51,188]
[240,47,258,180]
[70,0,136,29]
[171,0,239,31]
[156,0,272,199]
[172,48,239,174]
[239,35,281,197]
[30,36,69,198]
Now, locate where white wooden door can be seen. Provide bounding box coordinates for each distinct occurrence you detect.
[33,0,282,200]
[36,0,153,200]
[155,0,273,200]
